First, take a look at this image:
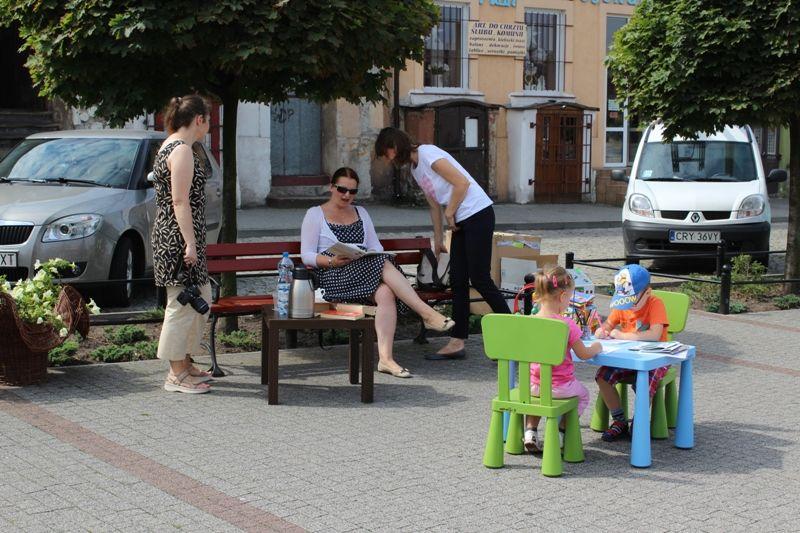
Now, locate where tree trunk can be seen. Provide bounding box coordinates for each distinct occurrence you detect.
[785,114,800,294]
[221,89,239,332]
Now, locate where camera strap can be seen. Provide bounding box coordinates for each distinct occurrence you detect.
[174,256,198,287]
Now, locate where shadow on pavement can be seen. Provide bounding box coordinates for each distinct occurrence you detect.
[498,420,796,481]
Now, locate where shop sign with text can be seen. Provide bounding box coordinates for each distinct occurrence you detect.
[468,21,526,57]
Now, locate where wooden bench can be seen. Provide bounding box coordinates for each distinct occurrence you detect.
[206,237,454,376]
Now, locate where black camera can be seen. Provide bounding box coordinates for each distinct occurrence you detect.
[177,283,209,314]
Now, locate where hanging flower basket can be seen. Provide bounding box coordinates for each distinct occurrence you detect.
[0,286,90,385]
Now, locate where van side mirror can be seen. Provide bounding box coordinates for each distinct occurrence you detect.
[611,169,629,183]
[767,168,787,183]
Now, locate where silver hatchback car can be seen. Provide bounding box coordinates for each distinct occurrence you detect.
[0,130,222,306]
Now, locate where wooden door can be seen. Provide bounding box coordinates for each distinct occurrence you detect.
[435,103,489,191]
[534,108,583,203]
[270,98,322,178]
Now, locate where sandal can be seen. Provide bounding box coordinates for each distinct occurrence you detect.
[423,316,456,333]
[164,369,211,394]
[188,365,213,383]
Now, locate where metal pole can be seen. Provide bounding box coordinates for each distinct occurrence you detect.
[720,263,732,315]
[566,252,574,270]
[715,240,726,277]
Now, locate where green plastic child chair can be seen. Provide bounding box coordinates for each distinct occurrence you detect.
[590,290,690,439]
[482,314,584,477]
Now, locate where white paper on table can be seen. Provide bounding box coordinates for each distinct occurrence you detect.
[596,339,634,353]
[667,349,690,360]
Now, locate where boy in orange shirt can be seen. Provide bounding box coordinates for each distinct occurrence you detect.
[594,264,669,441]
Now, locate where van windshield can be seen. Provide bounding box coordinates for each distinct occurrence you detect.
[636,141,757,182]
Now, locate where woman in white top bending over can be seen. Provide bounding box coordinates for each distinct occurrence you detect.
[300,167,454,378]
[375,128,510,360]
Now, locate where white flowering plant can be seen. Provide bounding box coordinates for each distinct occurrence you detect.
[0,258,100,337]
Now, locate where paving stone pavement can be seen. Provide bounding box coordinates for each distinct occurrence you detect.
[2,297,800,532]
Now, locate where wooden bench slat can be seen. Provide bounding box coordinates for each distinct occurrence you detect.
[208,242,301,257]
[393,252,423,265]
[208,257,289,273]
[381,237,431,249]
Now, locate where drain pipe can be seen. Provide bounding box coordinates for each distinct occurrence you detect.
[392,67,400,128]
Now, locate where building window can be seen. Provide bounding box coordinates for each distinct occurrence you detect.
[604,16,643,167]
[424,3,469,89]
[753,126,779,157]
[524,10,565,92]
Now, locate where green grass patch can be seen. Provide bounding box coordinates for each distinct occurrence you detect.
[773,294,800,310]
[218,330,260,351]
[48,340,79,366]
[678,254,776,313]
[90,341,158,363]
[104,325,149,345]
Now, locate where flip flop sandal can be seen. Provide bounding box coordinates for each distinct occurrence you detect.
[164,369,211,394]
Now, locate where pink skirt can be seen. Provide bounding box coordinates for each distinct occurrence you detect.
[531,379,590,415]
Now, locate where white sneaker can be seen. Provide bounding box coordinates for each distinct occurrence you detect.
[524,429,540,454]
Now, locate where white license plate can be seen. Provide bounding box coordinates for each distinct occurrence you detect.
[0,252,18,268]
[668,230,721,244]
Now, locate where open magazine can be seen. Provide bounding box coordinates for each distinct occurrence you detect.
[325,242,391,261]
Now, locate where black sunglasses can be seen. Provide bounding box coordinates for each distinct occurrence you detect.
[334,185,358,195]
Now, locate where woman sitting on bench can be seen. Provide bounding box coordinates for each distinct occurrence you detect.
[300,167,455,379]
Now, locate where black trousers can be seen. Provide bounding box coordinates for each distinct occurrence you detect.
[449,205,510,339]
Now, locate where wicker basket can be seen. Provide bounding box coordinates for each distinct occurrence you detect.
[0,286,90,386]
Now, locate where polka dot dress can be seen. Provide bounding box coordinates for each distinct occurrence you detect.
[317,214,409,314]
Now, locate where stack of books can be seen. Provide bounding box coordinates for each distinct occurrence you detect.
[318,303,377,321]
[319,309,364,320]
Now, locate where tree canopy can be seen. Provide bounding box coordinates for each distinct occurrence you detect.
[1,0,438,318]
[607,0,800,140]
[1,0,438,122]
[607,0,800,288]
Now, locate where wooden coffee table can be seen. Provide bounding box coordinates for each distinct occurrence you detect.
[261,305,375,404]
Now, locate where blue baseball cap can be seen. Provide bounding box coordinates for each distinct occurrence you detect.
[610,264,651,310]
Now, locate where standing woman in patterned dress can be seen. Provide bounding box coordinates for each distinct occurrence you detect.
[375,127,510,360]
[152,95,213,393]
[300,167,454,378]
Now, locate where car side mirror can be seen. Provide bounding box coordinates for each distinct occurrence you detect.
[767,168,787,183]
[611,169,629,182]
[145,171,155,187]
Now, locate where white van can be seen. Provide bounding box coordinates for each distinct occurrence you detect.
[614,124,787,264]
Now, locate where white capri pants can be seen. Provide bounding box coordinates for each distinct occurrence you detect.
[156,283,212,361]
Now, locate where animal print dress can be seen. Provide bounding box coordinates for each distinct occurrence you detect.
[151,140,209,287]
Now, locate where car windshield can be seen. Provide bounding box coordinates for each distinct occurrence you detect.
[636,141,757,182]
[0,138,140,188]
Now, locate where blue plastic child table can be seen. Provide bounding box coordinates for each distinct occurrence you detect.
[574,340,696,468]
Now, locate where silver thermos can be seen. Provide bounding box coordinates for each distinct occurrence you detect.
[289,267,315,319]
